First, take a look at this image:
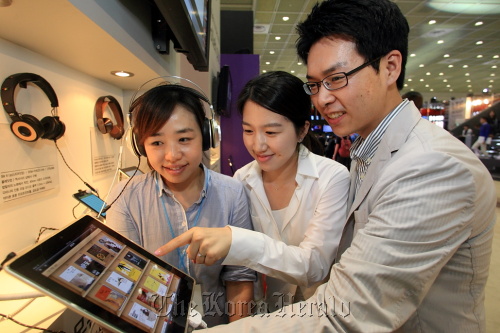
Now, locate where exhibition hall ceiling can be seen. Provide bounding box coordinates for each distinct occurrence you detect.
[221,0,500,96]
[0,0,497,96]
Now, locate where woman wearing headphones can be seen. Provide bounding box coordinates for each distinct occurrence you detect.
[106,84,255,327]
[156,72,350,312]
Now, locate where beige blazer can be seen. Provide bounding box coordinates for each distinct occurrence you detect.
[210,103,496,332]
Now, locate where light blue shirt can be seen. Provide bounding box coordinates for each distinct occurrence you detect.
[106,165,256,327]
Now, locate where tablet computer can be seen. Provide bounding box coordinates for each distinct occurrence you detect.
[4,215,195,333]
[73,191,109,217]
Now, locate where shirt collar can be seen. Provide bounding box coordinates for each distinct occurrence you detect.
[351,99,409,162]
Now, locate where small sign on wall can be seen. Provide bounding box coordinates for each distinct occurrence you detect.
[90,127,118,179]
[1,165,56,203]
[0,124,59,207]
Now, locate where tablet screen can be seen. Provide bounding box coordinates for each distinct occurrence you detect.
[6,215,194,333]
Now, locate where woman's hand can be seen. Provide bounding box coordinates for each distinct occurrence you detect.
[154,226,232,265]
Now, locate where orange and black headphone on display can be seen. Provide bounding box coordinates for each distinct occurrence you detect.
[94,95,125,140]
[129,81,220,157]
[1,72,65,142]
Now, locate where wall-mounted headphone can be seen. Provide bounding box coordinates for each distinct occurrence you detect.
[1,72,65,142]
[94,95,125,140]
[129,77,220,157]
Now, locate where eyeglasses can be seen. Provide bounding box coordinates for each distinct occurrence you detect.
[303,56,383,96]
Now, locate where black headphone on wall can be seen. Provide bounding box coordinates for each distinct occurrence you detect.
[94,95,125,140]
[129,78,220,157]
[1,72,65,142]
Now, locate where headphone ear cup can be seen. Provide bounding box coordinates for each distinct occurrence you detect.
[10,114,44,142]
[211,118,220,148]
[40,116,66,140]
[97,117,113,134]
[109,121,124,140]
[202,118,212,151]
[130,128,146,157]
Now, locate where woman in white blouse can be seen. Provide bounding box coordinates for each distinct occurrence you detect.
[156,71,350,312]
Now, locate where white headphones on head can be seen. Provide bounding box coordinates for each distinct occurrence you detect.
[128,76,220,157]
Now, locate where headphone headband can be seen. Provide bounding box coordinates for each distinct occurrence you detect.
[128,75,215,119]
[1,73,59,119]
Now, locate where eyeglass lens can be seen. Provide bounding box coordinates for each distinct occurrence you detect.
[314,74,346,94]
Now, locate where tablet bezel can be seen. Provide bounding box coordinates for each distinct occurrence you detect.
[5,215,195,333]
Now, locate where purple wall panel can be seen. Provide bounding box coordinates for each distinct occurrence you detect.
[219,54,260,176]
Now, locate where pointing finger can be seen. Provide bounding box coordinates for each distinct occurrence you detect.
[155,229,194,256]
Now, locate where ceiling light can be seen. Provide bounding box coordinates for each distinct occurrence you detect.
[494,55,499,59]
[425,84,430,87]
[491,74,496,76]
[477,55,483,58]
[468,85,472,88]
[463,65,469,68]
[430,89,434,92]
[448,65,454,68]
[443,79,448,82]
[408,79,413,82]
[410,53,416,57]
[297,62,302,65]
[420,79,424,82]
[446,85,451,88]
[254,24,270,34]
[428,2,500,15]
[426,72,431,75]
[437,40,444,44]
[465,73,470,76]
[269,51,275,54]
[476,41,483,45]
[439,73,444,76]
[492,66,498,69]
[282,16,289,21]
[466,80,471,82]
[491,80,495,83]
[291,70,295,73]
[265,61,270,65]
[419,64,425,67]
[443,54,450,57]
[262,70,267,73]
[429,20,436,25]
[111,71,134,77]
[475,21,483,26]
[275,36,281,40]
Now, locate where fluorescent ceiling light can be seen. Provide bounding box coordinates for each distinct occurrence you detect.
[427,1,500,15]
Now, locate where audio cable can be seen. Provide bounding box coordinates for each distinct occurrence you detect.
[54,140,99,196]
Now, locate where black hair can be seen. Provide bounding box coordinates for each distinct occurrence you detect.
[237,71,324,155]
[296,0,409,90]
[130,84,205,153]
